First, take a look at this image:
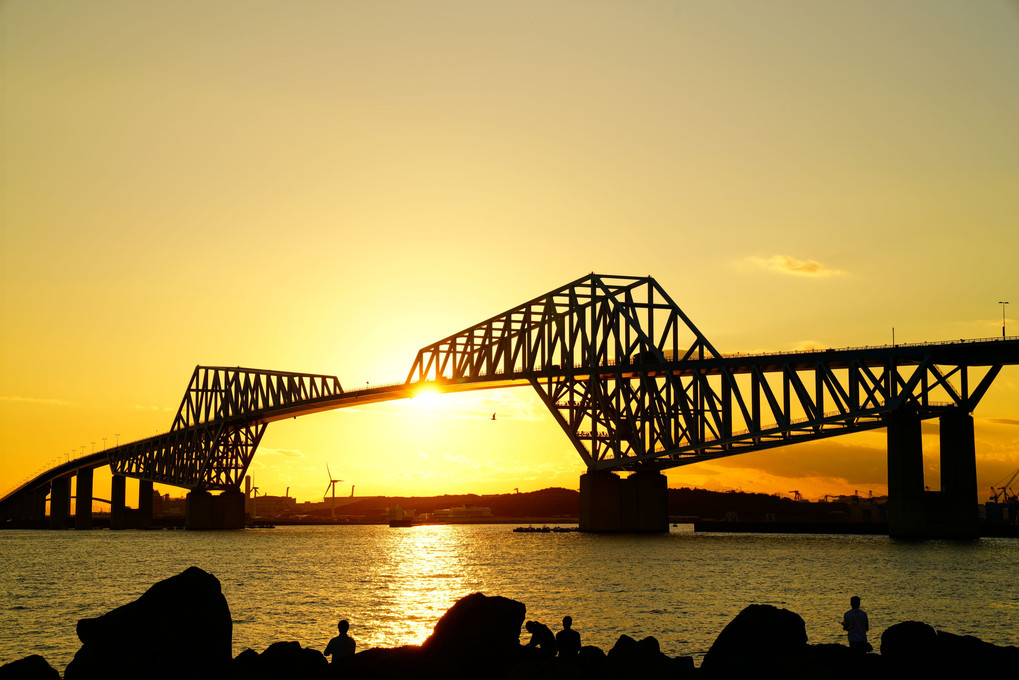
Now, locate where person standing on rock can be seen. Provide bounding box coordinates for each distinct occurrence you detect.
[555,616,581,659]
[841,596,871,652]
[325,619,356,663]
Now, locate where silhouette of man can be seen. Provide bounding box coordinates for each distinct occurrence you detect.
[325,619,356,663]
[555,616,581,659]
[524,620,557,658]
[841,596,871,653]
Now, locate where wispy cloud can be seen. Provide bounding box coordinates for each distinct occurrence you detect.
[0,395,70,406]
[747,255,845,278]
[987,418,1019,427]
[258,447,306,459]
[133,404,174,412]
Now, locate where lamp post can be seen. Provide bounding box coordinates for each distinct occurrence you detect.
[1000,301,1010,339]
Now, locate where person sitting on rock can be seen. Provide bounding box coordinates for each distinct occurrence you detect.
[524,620,558,658]
[324,619,356,663]
[555,616,581,659]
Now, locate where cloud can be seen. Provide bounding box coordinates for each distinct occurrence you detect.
[258,447,305,459]
[747,255,846,278]
[987,418,1019,427]
[0,395,70,406]
[133,404,174,412]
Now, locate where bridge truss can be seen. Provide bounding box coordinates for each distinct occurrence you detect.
[107,367,343,490]
[2,273,1014,505]
[409,274,1007,472]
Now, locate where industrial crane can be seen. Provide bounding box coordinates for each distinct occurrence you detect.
[988,469,1019,503]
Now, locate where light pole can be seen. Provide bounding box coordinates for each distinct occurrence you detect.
[1000,301,1010,339]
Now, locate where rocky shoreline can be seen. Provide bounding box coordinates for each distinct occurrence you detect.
[1,567,1015,679]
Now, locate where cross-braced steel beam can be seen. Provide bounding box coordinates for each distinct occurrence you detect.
[407,275,1011,472]
[107,367,343,490]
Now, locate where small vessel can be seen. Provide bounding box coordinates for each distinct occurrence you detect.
[389,518,414,528]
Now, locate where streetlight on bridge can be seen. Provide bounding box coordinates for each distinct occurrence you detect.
[1001,301,1010,338]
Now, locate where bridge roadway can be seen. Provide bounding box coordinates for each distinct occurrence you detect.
[2,272,1017,536]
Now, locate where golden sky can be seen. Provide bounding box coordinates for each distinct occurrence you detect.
[2,1,1018,505]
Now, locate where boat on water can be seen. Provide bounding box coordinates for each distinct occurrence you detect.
[512,525,577,533]
[388,518,415,527]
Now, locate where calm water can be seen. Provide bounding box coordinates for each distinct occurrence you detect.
[1,525,1017,671]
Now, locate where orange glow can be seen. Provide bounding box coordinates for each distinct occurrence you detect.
[2,1,1018,504]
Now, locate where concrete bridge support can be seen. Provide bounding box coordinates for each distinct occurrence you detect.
[137,480,153,529]
[936,411,979,538]
[32,486,48,523]
[186,490,213,529]
[185,489,245,530]
[579,470,668,532]
[74,468,94,529]
[110,475,127,529]
[49,477,72,529]
[887,409,979,538]
[886,409,925,537]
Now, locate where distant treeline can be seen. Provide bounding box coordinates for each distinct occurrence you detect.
[308,487,854,523]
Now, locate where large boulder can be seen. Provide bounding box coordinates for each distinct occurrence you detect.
[935,631,1019,676]
[606,634,694,679]
[229,641,328,680]
[700,604,808,677]
[64,566,231,680]
[421,592,526,676]
[0,655,61,680]
[881,624,1019,677]
[345,593,526,680]
[879,620,937,675]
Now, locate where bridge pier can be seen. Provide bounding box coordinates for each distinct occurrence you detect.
[74,468,94,529]
[110,475,127,529]
[579,470,668,532]
[137,480,153,529]
[32,486,48,523]
[887,409,979,539]
[936,411,978,538]
[185,489,245,530]
[186,490,213,529]
[49,477,72,529]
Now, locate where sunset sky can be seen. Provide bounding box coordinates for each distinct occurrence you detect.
[2,1,1017,506]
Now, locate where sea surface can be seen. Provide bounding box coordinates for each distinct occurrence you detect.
[1,524,1017,671]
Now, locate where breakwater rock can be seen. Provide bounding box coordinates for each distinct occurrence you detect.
[1,567,1016,679]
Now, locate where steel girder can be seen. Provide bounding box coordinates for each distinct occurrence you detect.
[407,275,1009,472]
[408,274,721,382]
[108,366,343,490]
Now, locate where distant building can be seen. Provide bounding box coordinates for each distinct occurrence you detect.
[432,504,492,520]
[246,494,297,518]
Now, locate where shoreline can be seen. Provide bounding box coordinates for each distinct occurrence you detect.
[4,567,1016,679]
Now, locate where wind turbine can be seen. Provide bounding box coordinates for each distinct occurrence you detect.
[323,464,343,518]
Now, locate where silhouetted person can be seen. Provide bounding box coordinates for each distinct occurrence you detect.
[325,619,356,663]
[524,620,557,658]
[841,596,871,653]
[555,616,581,659]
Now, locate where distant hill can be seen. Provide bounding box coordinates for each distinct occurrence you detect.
[299,487,856,522]
[322,487,580,519]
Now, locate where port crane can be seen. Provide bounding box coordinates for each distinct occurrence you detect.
[988,469,1018,503]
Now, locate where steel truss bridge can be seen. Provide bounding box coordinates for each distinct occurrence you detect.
[3,274,1017,528]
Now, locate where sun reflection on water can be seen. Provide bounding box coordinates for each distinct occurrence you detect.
[360,525,478,648]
